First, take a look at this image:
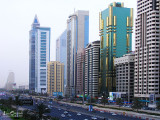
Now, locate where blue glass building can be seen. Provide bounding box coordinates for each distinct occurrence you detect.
[56,30,67,86]
[29,15,50,93]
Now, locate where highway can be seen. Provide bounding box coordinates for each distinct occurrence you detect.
[22,97,144,120]
[0,93,145,120]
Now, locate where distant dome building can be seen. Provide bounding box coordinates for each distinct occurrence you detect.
[5,72,15,90]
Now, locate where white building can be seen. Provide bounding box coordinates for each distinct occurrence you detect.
[19,85,29,90]
[134,0,160,100]
[29,15,50,93]
[85,41,100,97]
[114,53,134,102]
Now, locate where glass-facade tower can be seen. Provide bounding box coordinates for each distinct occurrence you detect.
[29,15,50,93]
[29,15,40,91]
[99,2,133,96]
[66,10,89,97]
[56,30,67,87]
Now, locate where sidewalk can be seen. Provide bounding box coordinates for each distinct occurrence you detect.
[59,101,160,120]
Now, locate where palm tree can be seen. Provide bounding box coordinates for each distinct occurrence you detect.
[132,98,142,112]
[102,92,108,106]
[0,99,6,110]
[23,110,29,119]
[8,97,13,108]
[36,103,50,120]
[116,98,123,108]
[156,101,160,110]
[14,95,21,118]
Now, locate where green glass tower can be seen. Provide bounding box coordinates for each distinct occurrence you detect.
[99,2,133,96]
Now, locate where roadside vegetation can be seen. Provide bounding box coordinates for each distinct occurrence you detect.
[0,95,59,120]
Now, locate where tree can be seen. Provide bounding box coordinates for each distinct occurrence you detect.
[116,98,123,108]
[132,98,143,112]
[37,103,50,120]
[102,92,108,106]
[156,101,160,110]
[0,99,6,110]
[14,95,21,118]
[57,95,63,100]
[23,110,29,119]
[71,97,76,103]
[8,97,13,108]
[50,117,60,120]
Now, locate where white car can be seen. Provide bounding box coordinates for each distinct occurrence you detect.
[64,111,68,114]
[112,113,117,115]
[77,113,81,115]
[67,114,72,117]
[100,111,104,113]
[91,117,97,120]
[61,114,65,117]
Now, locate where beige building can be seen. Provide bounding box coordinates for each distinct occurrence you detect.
[114,53,134,102]
[134,0,160,100]
[47,61,64,96]
[76,49,85,96]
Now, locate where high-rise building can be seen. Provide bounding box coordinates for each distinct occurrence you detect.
[85,41,100,97]
[76,49,85,96]
[56,30,67,87]
[114,53,134,102]
[29,15,50,93]
[47,61,64,96]
[29,15,40,91]
[99,2,133,96]
[66,10,89,96]
[5,72,15,91]
[134,0,160,100]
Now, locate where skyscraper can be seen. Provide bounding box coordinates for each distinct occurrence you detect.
[66,10,89,97]
[47,61,64,96]
[29,15,40,91]
[29,15,50,93]
[5,72,15,91]
[99,2,133,96]
[134,0,160,101]
[56,30,67,87]
[85,41,100,97]
[76,49,85,96]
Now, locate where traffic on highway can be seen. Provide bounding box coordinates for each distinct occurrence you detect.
[0,92,145,120]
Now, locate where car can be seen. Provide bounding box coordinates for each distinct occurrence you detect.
[100,111,104,113]
[142,106,149,110]
[77,113,81,115]
[112,113,117,115]
[58,108,61,111]
[67,114,72,117]
[61,114,65,117]
[64,111,68,114]
[91,116,97,120]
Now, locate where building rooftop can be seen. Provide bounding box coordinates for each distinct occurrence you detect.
[109,2,124,8]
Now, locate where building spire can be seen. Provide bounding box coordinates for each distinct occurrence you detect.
[32,14,40,28]
[33,14,40,24]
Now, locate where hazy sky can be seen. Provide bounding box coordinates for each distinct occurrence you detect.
[0,0,137,88]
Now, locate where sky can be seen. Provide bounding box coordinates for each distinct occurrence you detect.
[0,0,137,88]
